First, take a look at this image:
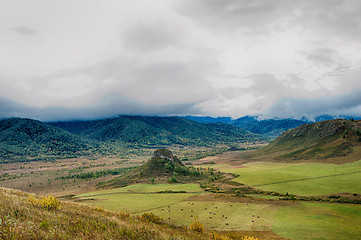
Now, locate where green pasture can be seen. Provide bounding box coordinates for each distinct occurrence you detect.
[76,182,361,240]
[77,183,203,197]
[76,183,203,213]
[273,202,361,240]
[212,160,361,196]
[144,201,278,231]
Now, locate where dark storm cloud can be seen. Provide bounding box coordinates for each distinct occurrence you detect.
[10,26,38,36]
[263,88,361,120]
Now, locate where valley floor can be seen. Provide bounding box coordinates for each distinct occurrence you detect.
[1,149,361,240]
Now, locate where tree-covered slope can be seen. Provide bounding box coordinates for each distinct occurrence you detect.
[0,118,95,162]
[232,117,307,137]
[249,119,361,161]
[182,115,308,138]
[50,116,266,146]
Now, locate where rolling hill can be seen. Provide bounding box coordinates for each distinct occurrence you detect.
[0,118,95,163]
[0,116,267,162]
[49,116,266,146]
[248,119,361,162]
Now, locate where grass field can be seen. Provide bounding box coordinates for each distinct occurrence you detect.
[75,183,361,240]
[77,184,203,213]
[205,160,361,196]
[273,202,361,240]
[147,200,278,231]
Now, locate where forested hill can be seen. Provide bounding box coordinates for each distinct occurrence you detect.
[49,116,266,146]
[183,116,308,138]
[0,116,267,162]
[0,118,94,162]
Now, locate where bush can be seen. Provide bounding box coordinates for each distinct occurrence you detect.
[28,194,61,210]
[141,212,163,224]
[189,216,204,233]
[211,231,229,240]
[241,236,259,240]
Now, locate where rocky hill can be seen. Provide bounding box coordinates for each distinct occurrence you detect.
[103,149,222,188]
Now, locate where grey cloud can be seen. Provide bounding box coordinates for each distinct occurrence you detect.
[0,95,202,122]
[10,26,38,36]
[263,88,361,120]
[122,21,182,53]
[303,48,343,66]
[177,0,361,41]
[177,0,289,33]
[56,57,217,105]
[294,0,361,41]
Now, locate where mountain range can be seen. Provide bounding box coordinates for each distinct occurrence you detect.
[183,115,361,138]
[0,116,266,162]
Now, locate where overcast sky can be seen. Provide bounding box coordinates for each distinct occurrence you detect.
[1,0,361,121]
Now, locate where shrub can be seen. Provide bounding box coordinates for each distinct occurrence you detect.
[28,194,61,210]
[141,212,163,224]
[241,236,259,240]
[189,216,204,233]
[211,231,229,240]
[40,195,61,210]
[93,206,104,211]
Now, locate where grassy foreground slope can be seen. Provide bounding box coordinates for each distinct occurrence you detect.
[0,187,224,240]
[248,119,361,162]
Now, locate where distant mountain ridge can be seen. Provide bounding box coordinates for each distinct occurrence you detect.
[49,116,265,146]
[184,115,361,138]
[183,115,309,138]
[0,116,267,162]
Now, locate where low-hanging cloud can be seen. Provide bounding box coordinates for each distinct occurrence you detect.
[263,88,361,120]
[0,95,203,122]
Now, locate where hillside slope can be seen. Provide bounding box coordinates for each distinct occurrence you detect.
[0,118,95,163]
[0,187,221,239]
[248,119,361,162]
[50,116,266,146]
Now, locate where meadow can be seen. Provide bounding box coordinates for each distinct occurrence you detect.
[75,180,361,240]
[205,160,361,196]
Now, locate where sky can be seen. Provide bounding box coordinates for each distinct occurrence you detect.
[1,0,361,121]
